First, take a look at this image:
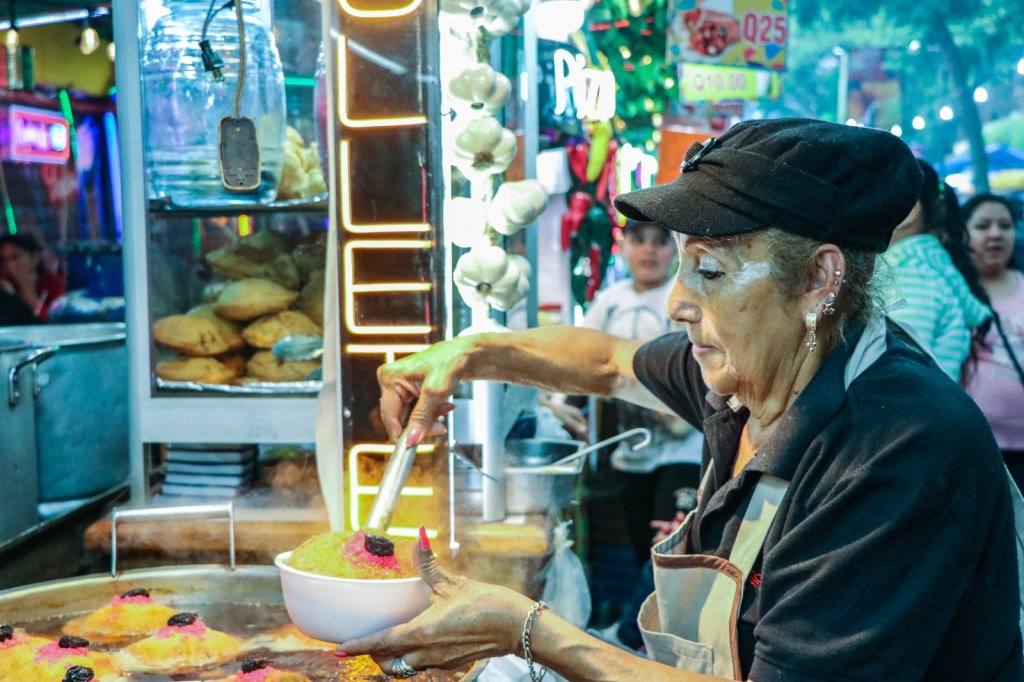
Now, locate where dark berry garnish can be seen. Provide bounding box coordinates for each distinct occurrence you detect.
[63,666,95,682]
[0,625,12,642]
[119,587,150,598]
[59,635,90,649]
[241,656,269,673]
[364,533,395,557]
[167,612,199,627]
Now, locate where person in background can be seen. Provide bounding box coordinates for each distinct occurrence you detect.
[347,119,1021,681]
[880,159,990,381]
[962,193,1024,491]
[0,232,64,323]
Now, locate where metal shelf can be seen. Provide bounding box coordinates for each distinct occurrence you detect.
[148,196,328,217]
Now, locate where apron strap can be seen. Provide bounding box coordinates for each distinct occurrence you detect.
[696,474,789,673]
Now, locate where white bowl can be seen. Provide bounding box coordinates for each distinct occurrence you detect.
[275,551,432,643]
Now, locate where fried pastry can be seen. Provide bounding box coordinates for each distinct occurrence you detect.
[206,230,300,290]
[242,311,321,349]
[0,625,52,677]
[292,234,327,282]
[210,655,312,682]
[245,351,320,383]
[155,356,238,384]
[6,635,124,681]
[213,278,299,322]
[116,612,243,674]
[63,588,178,642]
[152,314,243,357]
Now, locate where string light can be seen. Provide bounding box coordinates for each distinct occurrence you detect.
[79,19,99,55]
[4,0,17,50]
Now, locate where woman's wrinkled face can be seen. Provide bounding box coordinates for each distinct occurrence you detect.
[666,232,804,397]
[966,201,1015,278]
[622,224,675,291]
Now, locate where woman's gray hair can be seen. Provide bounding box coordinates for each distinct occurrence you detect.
[763,228,885,353]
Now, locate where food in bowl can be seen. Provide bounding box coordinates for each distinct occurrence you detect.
[285,530,417,579]
[63,588,178,641]
[275,530,432,643]
[115,612,243,673]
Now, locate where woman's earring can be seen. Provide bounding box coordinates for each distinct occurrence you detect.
[804,312,818,353]
[833,270,842,287]
[823,291,837,316]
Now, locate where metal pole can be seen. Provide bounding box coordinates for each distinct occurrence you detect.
[833,46,849,124]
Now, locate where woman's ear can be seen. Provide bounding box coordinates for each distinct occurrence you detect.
[804,244,846,308]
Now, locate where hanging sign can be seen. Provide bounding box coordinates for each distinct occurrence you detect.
[5,106,71,164]
[679,62,780,101]
[667,0,788,71]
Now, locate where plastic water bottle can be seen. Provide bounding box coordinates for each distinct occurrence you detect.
[142,0,285,207]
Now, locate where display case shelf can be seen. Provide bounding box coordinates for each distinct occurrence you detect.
[148,196,328,217]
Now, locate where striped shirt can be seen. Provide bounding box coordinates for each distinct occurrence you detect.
[880,233,991,380]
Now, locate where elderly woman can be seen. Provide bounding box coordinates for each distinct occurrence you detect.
[342,119,1022,681]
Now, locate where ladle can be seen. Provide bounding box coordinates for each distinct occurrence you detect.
[542,427,652,469]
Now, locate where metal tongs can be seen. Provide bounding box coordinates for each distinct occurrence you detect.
[364,426,418,531]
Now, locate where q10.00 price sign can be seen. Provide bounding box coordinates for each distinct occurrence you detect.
[667,0,789,71]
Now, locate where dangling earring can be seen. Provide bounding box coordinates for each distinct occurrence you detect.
[823,291,837,316]
[804,312,818,353]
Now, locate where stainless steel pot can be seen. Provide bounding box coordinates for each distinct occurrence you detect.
[0,339,57,544]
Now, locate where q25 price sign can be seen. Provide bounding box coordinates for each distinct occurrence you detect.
[667,0,789,72]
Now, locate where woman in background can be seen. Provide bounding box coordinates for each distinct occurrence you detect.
[962,193,1024,491]
[880,159,990,381]
[0,232,64,323]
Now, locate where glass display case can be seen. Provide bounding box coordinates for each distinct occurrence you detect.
[113,0,328,502]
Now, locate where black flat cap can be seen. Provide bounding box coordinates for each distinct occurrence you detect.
[613,118,923,253]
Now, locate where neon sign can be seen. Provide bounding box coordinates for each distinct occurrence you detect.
[6,106,71,164]
[552,48,616,121]
[330,0,447,536]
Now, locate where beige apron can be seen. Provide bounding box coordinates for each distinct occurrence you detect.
[638,464,788,679]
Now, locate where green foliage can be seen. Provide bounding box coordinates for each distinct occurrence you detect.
[584,0,675,148]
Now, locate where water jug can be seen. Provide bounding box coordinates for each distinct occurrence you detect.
[142,0,286,207]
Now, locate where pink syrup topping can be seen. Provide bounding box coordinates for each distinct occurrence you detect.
[238,666,276,681]
[344,532,402,573]
[154,620,207,639]
[34,641,88,663]
[0,633,26,650]
[111,594,154,606]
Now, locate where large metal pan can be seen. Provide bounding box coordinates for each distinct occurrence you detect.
[0,503,486,681]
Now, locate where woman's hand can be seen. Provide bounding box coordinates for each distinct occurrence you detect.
[376,338,472,444]
[337,528,534,673]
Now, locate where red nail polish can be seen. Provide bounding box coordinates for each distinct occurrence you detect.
[334,651,348,658]
[406,428,423,447]
[418,525,431,551]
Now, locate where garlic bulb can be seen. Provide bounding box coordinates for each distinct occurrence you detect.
[449,63,512,116]
[453,117,518,179]
[488,179,549,236]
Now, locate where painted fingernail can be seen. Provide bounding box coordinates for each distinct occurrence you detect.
[419,525,431,551]
[334,651,348,658]
[406,427,423,447]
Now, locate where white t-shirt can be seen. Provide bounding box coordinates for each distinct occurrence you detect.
[582,278,703,472]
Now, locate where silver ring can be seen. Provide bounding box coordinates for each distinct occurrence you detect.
[390,657,418,679]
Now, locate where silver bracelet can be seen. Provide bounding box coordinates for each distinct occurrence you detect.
[522,600,548,682]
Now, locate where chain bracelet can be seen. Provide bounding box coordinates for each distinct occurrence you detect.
[522,600,548,682]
